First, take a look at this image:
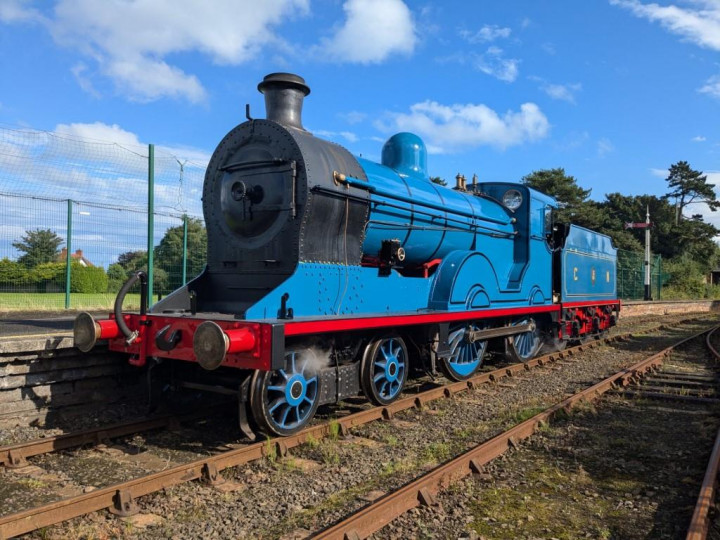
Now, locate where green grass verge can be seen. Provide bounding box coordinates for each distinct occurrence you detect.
[0,293,158,313]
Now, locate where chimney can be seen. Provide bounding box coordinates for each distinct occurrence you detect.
[257,73,310,130]
[75,249,83,258]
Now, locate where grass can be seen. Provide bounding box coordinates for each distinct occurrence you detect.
[0,292,159,313]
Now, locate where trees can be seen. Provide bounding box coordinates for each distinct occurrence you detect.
[601,194,673,256]
[109,219,206,294]
[664,161,719,222]
[521,168,605,230]
[430,176,448,186]
[111,250,168,294]
[155,218,207,291]
[12,229,64,268]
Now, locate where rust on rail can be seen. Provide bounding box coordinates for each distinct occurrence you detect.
[0,323,701,539]
[685,326,720,540]
[314,328,712,540]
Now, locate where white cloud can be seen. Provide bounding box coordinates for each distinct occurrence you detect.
[650,167,668,178]
[459,24,511,43]
[338,111,367,125]
[530,76,582,103]
[0,0,43,23]
[597,137,615,157]
[317,0,416,63]
[2,0,309,102]
[379,100,550,152]
[610,0,720,51]
[0,122,210,215]
[473,47,519,82]
[104,55,207,104]
[311,129,359,144]
[340,131,359,143]
[70,63,100,98]
[544,83,581,102]
[692,135,707,142]
[699,74,720,98]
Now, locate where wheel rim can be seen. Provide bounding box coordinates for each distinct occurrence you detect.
[371,338,406,401]
[447,324,485,378]
[264,351,319,432]
[511,318,540,360]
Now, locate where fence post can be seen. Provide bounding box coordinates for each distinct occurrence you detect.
[65,199,73,309]
[147,144,155,306]
[182,214,188,285]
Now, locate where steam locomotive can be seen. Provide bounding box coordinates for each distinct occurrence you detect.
[74,73,620,437]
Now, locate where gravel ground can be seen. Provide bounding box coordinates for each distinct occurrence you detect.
[9,316,715,539]
[376,335,720,539]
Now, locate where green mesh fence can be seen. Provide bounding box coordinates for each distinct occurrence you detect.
[0,125,207,311]
[617,248,663,300]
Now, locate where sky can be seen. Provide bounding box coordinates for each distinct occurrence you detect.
[0,0,719,251]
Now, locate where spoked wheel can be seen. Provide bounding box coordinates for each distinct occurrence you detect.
[505,317,543,362]
[361,336,408,405]
[250,349,321,437]
[439,324,487,381]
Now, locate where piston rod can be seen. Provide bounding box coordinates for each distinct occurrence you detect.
[465,322,535,343]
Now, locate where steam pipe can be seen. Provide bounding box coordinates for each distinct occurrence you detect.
[114,271,148,345]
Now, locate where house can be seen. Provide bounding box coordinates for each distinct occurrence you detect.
[57,248,94,267]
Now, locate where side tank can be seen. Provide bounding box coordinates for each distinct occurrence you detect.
[359,133,516,265]
[559,224,617,302]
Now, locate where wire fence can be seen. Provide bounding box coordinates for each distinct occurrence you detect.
[0,125,664,311]
[0,125,207,311]
[617,249,664,300]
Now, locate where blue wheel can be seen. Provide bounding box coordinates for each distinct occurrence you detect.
[360,336,408,406]
[506,317,543,362]
[440,324,486,381]
[250,349,321,436]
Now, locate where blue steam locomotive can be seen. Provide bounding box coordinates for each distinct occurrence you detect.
[74,73,619,437]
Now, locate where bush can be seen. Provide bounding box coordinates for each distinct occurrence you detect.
[662,256,711,299]
[29,262,65,292]
[0,258,29,288]
[107,263,127,293]
[0,260,107,293]
[70,264,108,293]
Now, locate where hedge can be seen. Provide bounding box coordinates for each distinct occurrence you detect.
[0,260,107,293]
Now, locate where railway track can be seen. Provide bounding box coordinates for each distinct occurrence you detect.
[314,325,720,540]
[687,327,720,540]
[0,317,715,538]
[0,316,702,467]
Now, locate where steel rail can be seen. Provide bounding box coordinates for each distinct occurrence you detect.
[0,319,706,538]
[686,326,720,540]
[314,326,717,540]
[0,405,228,469]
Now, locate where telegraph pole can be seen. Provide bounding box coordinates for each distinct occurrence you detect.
[624,208,653,301]
[644,205,652,301]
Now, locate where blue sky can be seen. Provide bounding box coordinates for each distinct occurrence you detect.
[0,0,719,231]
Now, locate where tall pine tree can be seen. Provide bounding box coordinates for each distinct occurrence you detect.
[664,161,719,223]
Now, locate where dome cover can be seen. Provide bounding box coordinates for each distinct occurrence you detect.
[381,132,429,180]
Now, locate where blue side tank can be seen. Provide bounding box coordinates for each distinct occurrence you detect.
[561,225,617,302]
